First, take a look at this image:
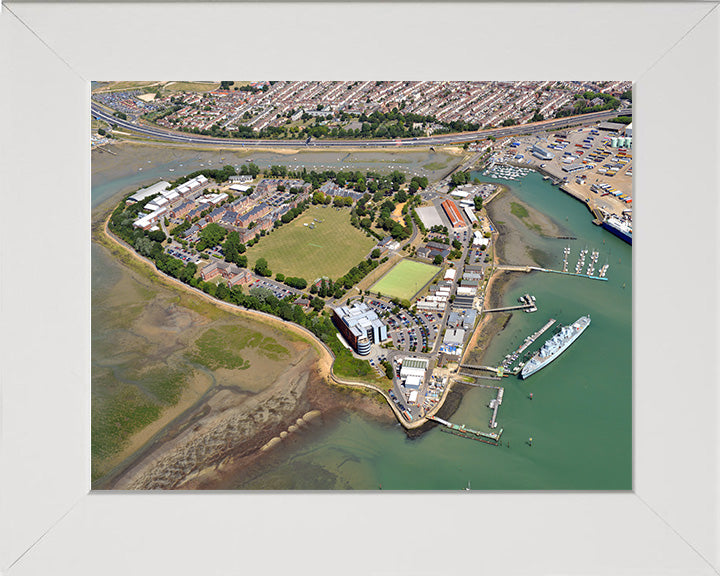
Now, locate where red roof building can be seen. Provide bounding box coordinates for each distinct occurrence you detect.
[441,199,466,228]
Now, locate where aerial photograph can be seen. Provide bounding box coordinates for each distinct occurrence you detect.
[91,80,633,490]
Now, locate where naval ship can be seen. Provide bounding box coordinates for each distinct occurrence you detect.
[520,315,591,379]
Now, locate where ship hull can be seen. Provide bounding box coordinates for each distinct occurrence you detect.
[521,318,590,379]
[601,220,632,245]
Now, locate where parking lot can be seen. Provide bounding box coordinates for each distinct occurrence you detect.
[363,299,442,354]
[494,126,633,217]
[165,245,202,264]
[248,278,299,300]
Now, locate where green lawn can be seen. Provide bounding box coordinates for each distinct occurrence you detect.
[246,206,376,281]
[370,259,441,301]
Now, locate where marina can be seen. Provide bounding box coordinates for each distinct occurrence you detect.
[482,162,533,180]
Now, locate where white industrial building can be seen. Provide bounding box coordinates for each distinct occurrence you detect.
[443,328,466,347]
[229,184,252,194]
[473,231,489,248]
[399,357,429,392]
[625,123,632,137]
[531,143,554,161]
[415,205,445,229]
[463,206,478,223]
[126,180,171,204]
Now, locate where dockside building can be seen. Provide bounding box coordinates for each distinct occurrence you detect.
[332,303,387,355]
[441,199,466,228]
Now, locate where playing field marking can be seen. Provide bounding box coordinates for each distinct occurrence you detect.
[309,243,323,248]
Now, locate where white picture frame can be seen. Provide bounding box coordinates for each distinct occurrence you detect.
[1,2,718,574]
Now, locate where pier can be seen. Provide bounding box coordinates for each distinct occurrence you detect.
[534,267,608,281]
[488,388,504,429]
[495,264,608,281]
[482,303,536,313]
[94,144,117,155]
[458,364,501,374]
[459,373,502,381]
[496,265,533,273]
[428,416,503,445]
[499,318,556,372]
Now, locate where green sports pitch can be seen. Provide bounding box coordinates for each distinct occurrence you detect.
[370,259,440,301]
[245,205,376,280]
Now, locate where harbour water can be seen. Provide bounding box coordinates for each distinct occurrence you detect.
[91,144,458,208]
[92,155,631,490]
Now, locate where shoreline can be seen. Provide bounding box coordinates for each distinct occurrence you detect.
[97,137,464,158]
[93,201,407,488]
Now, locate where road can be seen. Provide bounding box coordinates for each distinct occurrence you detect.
[92,103,628,149]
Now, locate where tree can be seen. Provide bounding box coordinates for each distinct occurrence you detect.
[433,255,443,265]
[148,230,166,243]
[276,273,286,283]
[382,361,393,380]
[311,297,325,312]
[97,128,106,136]
[371,248,381,259]
[254,257,272,277]
[197,223,226,251]
[473,196,483,211]
[241,163,260,178]
[450,172,469,187]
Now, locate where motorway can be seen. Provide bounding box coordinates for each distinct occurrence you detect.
[92,103,628,149]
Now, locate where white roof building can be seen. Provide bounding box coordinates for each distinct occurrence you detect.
[200,193,229,205]
[127,181,171,204]
[463,206,478,223]
[473,231,489,248]
[405,376,422,391]
[415,205,445,229]
[443,328,466,347]
[444,268,457,281]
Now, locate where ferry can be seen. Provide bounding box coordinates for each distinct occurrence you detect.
[601,215,632,245]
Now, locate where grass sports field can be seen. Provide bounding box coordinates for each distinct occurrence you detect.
[370,259,440,301]
[246,205,376,280]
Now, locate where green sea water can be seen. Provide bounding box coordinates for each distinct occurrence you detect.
[93,163,632,490]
